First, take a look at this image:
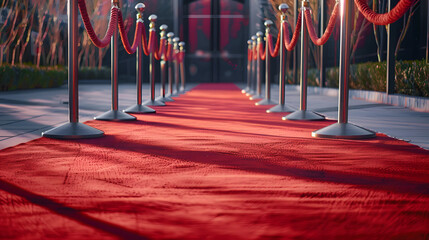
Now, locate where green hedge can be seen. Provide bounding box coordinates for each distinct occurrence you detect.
[0,65,66,91]
[78,67,110,80]
[308,60,428,97]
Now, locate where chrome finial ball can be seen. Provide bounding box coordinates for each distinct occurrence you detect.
[160,24,168,31]
[256,31,263,37]
[251,35,257,41]
[279,3,289,13]
[264,20,273,27]
[247,40,252,45]
[173,37,180,43]
[167,32,175,38]
[179,42,185,47]
[135,3,145,14]
[148,14,157,22]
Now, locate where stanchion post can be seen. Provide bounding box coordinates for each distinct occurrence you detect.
[312,0,375,139]
[246,35,257,96]
[42,0,104,138]
[155,25,174,102]
[319,0,326,87]
[179,41,186,93]
[250,31,264,100]
[173,37,180,96]
[284,0,325,120]
[166,32,175,99]
[257,20,277,105]
[242,39,252,94]
[95,0,136,121]
[124,3,156,113]
[267,4,294,113]
[143,15,166,106]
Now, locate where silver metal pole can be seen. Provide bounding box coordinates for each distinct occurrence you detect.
[267,4,294,113]
[42,0,104,138]
[246,36,257,96]
[124,3,157,113]
[284,0,324,120]
[156,26,174,102]
[179,41,186,93]
[173,37,180,96]
[250,31,264,100]
[166,32,176,99]
[257,20,277,105]
[312,0,375,139]
[96,1,136,120]
[242,39,252,94]
[143,15,165,106]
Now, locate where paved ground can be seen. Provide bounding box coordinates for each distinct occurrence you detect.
[0,82,428,150]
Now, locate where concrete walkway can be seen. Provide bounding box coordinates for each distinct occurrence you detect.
[0,82,428,150]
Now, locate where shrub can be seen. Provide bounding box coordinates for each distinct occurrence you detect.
[307,60,428,97]
[79,67,110,80]
[0,64,66,91]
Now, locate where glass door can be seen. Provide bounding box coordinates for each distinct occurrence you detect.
[183,0,249,82]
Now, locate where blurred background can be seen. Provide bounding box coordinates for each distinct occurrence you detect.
[0,0,427,96]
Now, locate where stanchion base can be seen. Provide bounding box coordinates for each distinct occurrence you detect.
[282,110,325,121]
[245,90,255,97]
[95,110,136,121]
[179,87,186,93]
[266,104,295,113]
[241,87,250,94]
[42,122,104,139]
[156,96,174,102]
[169,92,181,97]
[312,122,376,139]
[123,104,156,114]
[142,99,166,106]
[249,94,264,100]
[255,99,277,106]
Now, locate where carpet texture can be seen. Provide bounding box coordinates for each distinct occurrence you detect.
[0,83,428,239]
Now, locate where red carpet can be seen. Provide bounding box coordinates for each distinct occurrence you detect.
[0,83,428,239]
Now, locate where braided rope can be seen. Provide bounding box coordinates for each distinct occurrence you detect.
[282,11,302,51]
[354,0,416,25]
[267,31,281,57]
[78,0,118,48]
[305,3,339,46]
[118,11,142,54]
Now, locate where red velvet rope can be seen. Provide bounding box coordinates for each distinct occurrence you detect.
[118,12,142,54]
[177,52,185,63]
[141,25,150,56]
[282,11,302,51]
[253,45,257,60]
[267,32,280,57]
[259,42,266,61]
[165,42,173,61]
[354,0,416,25]
[305,3,339,46]
[154,38,166,61]
[247,48,252,61]
[78,0,118,48]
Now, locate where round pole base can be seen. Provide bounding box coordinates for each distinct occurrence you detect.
[179,87,186,93]
[249,94,264,100]
[241,87,250,94]
[312,122,376,139]
[123,104,156,114]
[282,110,325,121]
[266,104,295,113]
[42,122,104,139]
[169,92,181,97]
[245,90,255,96]
[142,99,166,106]
[156,96,174,102]
[255,99,277,106]
[95,110,136,121]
